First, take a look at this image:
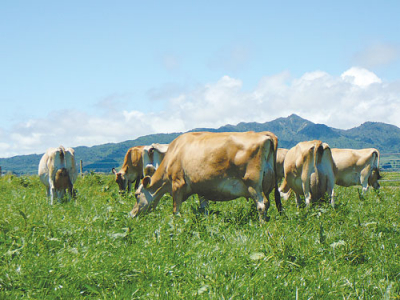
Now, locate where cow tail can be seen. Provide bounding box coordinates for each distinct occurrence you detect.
[271,135,283,213]
[372,150,382,180]
[59,146,66,164]
[311,141,324,200]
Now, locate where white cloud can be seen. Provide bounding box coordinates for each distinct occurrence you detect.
[341,67,382,87]
[1,67,400,158]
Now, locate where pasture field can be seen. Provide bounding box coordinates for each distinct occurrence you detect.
[1,173,399,299]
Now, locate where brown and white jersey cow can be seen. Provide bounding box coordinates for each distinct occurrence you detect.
[38,146,78,205]
[276,148,288,183]
[331,148,381,191]
[112,146,145,193]
[142,143,169,176]
[279,140,336,207]
[132,131,282,221]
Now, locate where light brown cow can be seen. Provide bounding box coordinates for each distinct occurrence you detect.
[331,148,381,192]
[38,146,78,205]
[112,146,145,193]
[132,131,282,221]
[279,140,336,207]
[276,148,288,183]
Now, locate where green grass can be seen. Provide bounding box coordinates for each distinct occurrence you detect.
[1,173,399,299]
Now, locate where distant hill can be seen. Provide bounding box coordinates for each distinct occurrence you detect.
[1,114,400,175]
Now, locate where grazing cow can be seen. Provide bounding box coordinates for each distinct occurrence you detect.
[132,131,282,221]
[276,148,288,183]
[38,146,78,205]
[331,148,381,191]
[279,140,336,207]
[112,146,145,193]
[142,143,169,176]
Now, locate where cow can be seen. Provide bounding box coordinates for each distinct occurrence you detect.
[142,143,169,176]
[276,148,288,183]
[38,146,78,205]
[112,146,145,194]
[331,148,381,192]
[131,131,283,221]
[279,140,336,207]
[112,144,169,194]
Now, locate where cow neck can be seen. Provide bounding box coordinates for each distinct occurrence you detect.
[147,167,170,196]
[119,161,130,175]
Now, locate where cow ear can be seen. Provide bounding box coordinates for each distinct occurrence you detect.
[112,168,117,175]
[142,176,151,188]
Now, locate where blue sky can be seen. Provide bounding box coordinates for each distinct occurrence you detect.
[1,1,400,157]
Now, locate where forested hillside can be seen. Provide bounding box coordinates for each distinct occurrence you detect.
[1,114,400,174]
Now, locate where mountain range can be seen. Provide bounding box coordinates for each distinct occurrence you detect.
[1,114,400,175]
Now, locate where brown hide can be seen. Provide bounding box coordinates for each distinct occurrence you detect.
[331,148,381,191]
[280,140,336,207]
[132,131,282,221]
[112,146,145,193]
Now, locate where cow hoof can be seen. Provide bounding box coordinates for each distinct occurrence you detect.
[173,212,182,218]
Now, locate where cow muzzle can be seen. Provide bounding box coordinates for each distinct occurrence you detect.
[129,198,150,217]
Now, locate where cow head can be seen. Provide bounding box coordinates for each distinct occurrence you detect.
[369,168,382,189]
[131,176,153,217]
[112,168,128,193]
[144,164,156,177]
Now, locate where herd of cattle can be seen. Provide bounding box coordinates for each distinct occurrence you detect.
[38,131,381,220]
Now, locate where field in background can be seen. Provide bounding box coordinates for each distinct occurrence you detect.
[1,173,399,299]
[381,153,400,172]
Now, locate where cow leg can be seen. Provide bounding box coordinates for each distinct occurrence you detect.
[279,179,292,201]
[133,175,141,191]
[67,185,73,202]
[327,178,335,208]
[49,180,56,205]
[360,166,372,193]
[303,182,312,207]
[127,181,132,193]
[199,197,209,214]
[295,193,302,207]
[263,192,271,216]
[361,180,369,193]
[274,187,283,214]
[329,188,335,207]
[57,190,65,203]
[45,186,52,205]
[248,187,268,221]
[172,191,184,215]
[171,179,187,215]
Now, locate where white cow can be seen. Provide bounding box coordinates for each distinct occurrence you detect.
[38,146,78,204]
[142,143,169,176]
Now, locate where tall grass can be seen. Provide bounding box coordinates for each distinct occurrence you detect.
[1,173,399,299]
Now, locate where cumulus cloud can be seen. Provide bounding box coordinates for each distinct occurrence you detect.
[1,67,400,157]
[341,67,382,87]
